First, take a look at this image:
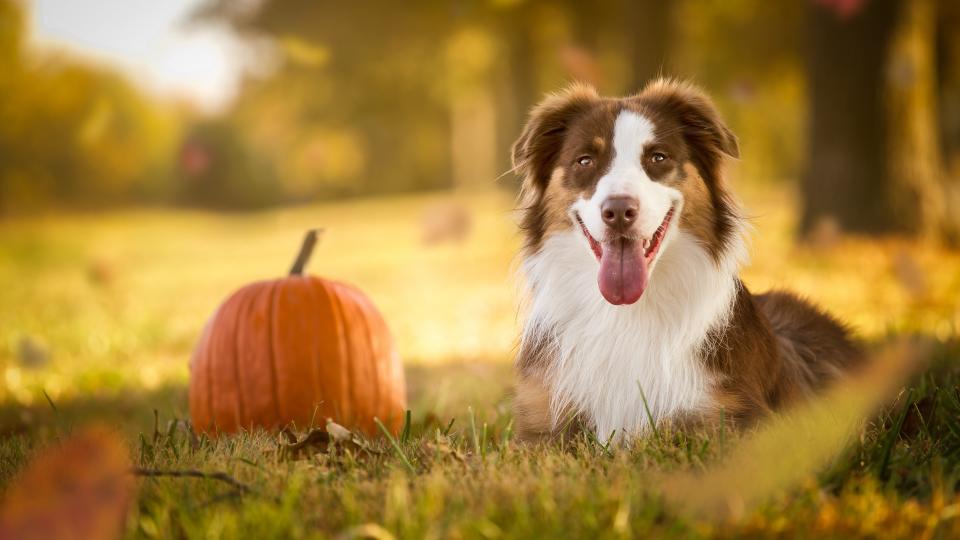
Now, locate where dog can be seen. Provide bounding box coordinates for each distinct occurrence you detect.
[512,79,862,442]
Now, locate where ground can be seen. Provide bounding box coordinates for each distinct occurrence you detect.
[1,184,959,538]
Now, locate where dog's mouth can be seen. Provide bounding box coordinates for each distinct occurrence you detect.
[576,206,676,305]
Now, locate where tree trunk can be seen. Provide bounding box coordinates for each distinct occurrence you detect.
[801,0,900,236]
[801,0,945,238]
[622,0,674,93]
[885,0,943,237]
[936,0,960,244]
[500,11,538,184]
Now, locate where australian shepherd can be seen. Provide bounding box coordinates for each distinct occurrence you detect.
[512,79,862,442]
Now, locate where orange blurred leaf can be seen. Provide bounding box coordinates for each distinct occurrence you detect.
[0,425,135,540]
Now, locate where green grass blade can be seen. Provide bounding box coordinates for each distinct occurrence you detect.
[636,381,661,442]
[375,417,416,474]
[469,406,480,456]
[878,388,913,481]
[400,410,412,444]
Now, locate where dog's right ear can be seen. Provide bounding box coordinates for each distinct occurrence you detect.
[512,83,600,191]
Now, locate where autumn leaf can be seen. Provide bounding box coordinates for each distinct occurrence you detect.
[0,424,136,540]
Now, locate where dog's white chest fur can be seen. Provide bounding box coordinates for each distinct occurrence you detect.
[520,229,742,439]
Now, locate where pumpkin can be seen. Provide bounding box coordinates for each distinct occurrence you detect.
[189,230,406,436]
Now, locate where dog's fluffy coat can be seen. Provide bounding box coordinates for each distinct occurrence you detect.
[512,80,861,442]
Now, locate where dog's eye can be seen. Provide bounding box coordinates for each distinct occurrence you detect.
[576,156,593,167]
[650,152,668,163]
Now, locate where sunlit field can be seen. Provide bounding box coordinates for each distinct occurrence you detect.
[3,184,958,404]
[2,184,960,538]
[0,190,519,406]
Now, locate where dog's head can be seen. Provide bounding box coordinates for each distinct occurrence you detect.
[514,79,741,305]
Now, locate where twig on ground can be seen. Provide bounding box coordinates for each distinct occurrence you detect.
[131,467,251,494]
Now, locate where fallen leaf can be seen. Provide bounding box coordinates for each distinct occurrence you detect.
[277,428,331,460]
[0,424,135,540]
[326,419,352,442]
[423,433,465,463]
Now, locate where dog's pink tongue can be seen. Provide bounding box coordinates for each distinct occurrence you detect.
[598,240,648,305]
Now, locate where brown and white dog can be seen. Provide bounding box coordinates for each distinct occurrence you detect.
[512,79,862,442]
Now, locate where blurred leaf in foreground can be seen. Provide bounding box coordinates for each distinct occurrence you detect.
[0,424,135,540]
[661,340,925,521]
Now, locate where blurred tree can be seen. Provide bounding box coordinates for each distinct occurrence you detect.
[19,0,953,214]
[885,0,944,237]
[0,0,23,71]
[621,0,674,93]
[674,0,806,185]
[937,0,960,244]
[0,0,178,215]
[194,0,685,198]
[176,118,279,208]
[194,0,456,199]
[801,0,958,240]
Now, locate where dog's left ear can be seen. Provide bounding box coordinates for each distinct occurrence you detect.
[641,79,740,161]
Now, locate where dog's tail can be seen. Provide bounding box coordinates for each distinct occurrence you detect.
[754,290,864,403]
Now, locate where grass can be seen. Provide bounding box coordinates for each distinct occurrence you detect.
[1,184,960,538]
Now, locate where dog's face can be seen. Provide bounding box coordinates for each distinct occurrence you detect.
[514,80,740,305]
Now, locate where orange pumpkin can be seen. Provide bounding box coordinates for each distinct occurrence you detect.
[189,230,406,436]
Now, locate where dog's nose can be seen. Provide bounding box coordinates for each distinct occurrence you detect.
[601,196,639,232]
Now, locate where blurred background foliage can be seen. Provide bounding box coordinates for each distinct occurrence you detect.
[0,0,956,238]
[0,1,180,213]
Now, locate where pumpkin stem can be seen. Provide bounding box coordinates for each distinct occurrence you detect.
[289,229,324,276]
